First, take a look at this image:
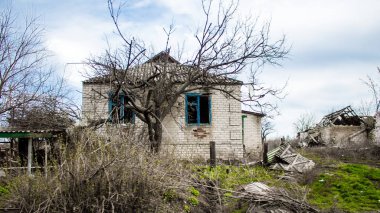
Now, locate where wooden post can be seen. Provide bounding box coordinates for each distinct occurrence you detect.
[27,138,32,176]
[210,141,216,168]
[263,142,268,165]
[44,140,48,178]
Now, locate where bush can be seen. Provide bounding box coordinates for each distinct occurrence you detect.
[4,127,193,212]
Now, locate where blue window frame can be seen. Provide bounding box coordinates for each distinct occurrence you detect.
[108,93,135,124]
[185,93,211,125]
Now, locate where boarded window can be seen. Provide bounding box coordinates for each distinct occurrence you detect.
[186,94,211,125]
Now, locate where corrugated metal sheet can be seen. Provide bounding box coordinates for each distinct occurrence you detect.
[267,143,288,163]
[84,61,242,85]
[0,128,64,138]
[0,128,63,133]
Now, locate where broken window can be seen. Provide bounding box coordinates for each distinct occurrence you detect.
[185,93,211,125]
[108,93,135,124]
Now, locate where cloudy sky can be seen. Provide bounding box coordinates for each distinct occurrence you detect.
[2,0,379,137]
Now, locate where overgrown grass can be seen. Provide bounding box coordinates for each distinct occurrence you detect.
[299,145,380,167]
[2,127,196,212]
[309,163,380,212]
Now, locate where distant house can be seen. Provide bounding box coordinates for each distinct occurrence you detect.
[82,52,264,160]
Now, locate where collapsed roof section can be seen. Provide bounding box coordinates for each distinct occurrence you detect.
[318,106,362,127]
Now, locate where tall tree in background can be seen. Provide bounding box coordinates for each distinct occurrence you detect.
[0,7,79,128]
[362,67,380,114]
[0,7,51,118]
[88,0,288,151]
[293,112,316,133]
[261,117,275,142]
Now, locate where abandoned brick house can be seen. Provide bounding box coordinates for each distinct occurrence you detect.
[82,52,264,160]
[298,106,375,147]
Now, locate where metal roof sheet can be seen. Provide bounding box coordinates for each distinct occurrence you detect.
[83,54,242,85]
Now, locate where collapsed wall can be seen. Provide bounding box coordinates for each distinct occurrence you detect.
[320,125,368,147]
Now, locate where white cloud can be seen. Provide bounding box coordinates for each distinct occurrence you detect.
[4,0,379,138]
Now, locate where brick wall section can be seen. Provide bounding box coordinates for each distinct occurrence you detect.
[242,112,262,159]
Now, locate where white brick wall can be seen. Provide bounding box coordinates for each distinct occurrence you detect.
[82,83,263,160]
[82,84,111,123]
[160,86,245,159]
[242,112,263,159]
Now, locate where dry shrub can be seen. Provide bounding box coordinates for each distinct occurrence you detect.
[297,167,322,186]
[5,127,192,212]
[302,143,380,165]
[244,183,318,213]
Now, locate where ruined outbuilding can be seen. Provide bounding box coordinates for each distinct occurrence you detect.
[298,106,375,147]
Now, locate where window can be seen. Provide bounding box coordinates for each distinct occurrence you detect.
[108,93,134,124]
[185,93,211,125]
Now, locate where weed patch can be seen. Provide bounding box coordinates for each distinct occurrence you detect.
[195,165,282,190]
[309,163,380,212]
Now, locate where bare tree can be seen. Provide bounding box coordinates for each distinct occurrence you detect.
[7,76,79,129]
[0,7,54,123]
[362,67,380,114]
[261,117,275,142]
[355,100,374,116]
[293,112,316,133]
[0,7,80,128]
[88,0,288,152]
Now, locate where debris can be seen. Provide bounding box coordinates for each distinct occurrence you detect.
[238,182,319,213]
[242,182,272,195]
[267,143,315,173]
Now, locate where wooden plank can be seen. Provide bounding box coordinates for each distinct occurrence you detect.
[44,140,48,178]
[209,141,216,167]
[279,144,291,158]
[27,138,32,176]
[281,153,298,158]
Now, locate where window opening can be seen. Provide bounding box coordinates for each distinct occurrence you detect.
[108,93,135,124]
[186,93,211,125]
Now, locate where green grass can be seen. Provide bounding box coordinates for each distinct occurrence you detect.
[309,163,380,212]
[195,165,282,190]
[0,185,9,197]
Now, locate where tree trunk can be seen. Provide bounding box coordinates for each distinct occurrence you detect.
[151,120,163,153]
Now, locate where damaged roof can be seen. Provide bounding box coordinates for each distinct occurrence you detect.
[83,52,242,86]
[319,106,362,127]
